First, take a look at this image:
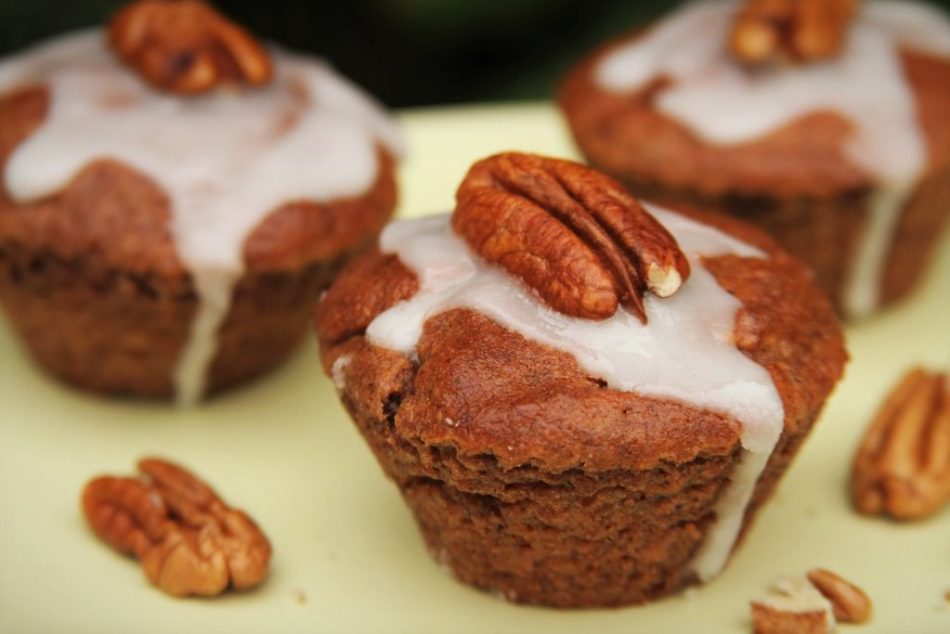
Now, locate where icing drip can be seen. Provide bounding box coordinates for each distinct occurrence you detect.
[0,31,404,404]
[843,185,912,318]
[366,205,785,581]
[595,0,950,317]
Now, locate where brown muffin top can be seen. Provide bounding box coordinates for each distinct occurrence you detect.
[559,18,950,199]
[316,182,846,474]
[0,36,400,278]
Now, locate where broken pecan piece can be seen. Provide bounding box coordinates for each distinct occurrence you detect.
[750,570,872,633]
[806,568,872,624]
[750,576,835,634]
[108,0,272,94]
[82,457,272,597]
[850,367,950,521]
[453,152,690,322]
[730,0,861,65]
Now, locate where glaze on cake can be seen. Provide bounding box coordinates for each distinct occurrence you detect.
[315,161,846,605]
[0,30,403,402]
[560,0,950,319]
[367,206,784,580]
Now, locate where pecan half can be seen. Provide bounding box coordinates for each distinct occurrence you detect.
[453,153,690,322]
[850,367,950,521]
[81,476,168,559]
[730,0,861,65]
[806,569,872,624]
[82,457,272,597]
[108,0,272,94]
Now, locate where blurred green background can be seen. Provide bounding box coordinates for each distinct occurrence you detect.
[2,0,948,108]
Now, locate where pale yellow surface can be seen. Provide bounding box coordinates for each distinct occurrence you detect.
[1,103,949,633]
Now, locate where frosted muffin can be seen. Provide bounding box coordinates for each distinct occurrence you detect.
[0,0,403,403]
[315,153,846,607]
[559,0,950,318]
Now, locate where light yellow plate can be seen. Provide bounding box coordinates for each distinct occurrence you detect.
[1,103,948,633]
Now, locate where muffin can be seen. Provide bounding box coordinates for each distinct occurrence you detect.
[559,0,950,319]
[0,0,403,403]
[315,153,846,608]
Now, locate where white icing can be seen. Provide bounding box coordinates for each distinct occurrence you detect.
[843,185,912,318]
[0,30,403,404]
[865,1,950,56]
[594,0,950,318]
[366,204,785,581]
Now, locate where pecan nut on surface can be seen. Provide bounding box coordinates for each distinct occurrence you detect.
[453,152,690,323]
[750,569,872,633]
[730,0,861,65]
[806,568,872,624]
[750,576,834,634]
[82,457,271,597]
[851,367,950,521]
[109,0,272,94]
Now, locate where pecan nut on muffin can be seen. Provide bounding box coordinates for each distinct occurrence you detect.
[315,153,846,608]
[559,0,950,319]
[0,0,403,403]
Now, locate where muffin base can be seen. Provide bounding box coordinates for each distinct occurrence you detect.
[0,245,350,398]
[334,325,827,608]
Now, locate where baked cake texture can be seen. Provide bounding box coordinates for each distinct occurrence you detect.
[559,0,950,319]
[0,6,402,402]
[315,153,846,608]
